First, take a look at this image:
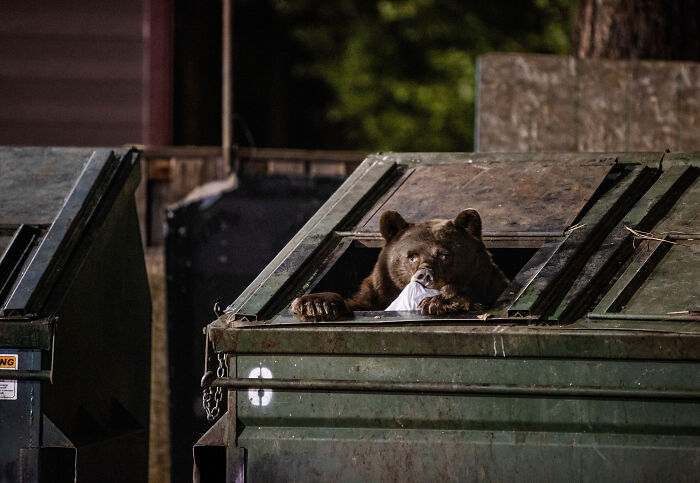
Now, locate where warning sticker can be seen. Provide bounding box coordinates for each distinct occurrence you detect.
[0,354,18,400]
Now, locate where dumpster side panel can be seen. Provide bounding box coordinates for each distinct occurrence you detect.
[235,355,700,481]
[205,152,700,480]
[42,192,151,481]
[0,351,41,483]
[241,428,700,482]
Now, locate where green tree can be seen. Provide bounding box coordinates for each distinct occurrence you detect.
[274,0,576,151]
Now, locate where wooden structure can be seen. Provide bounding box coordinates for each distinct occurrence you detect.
[476,54,700,153]
[135,146,365,245]
[0,0,172,146]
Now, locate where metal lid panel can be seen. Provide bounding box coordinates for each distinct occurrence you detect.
[358,157,615,235]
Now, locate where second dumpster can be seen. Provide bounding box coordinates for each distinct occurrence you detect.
[0,147,151,482]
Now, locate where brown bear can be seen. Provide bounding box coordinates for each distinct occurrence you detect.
[291,209,509,322]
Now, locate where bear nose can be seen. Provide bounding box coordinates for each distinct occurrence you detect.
[411,268,435,288]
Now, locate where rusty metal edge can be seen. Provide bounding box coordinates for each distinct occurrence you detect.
[207,321,700,360]
[208,377,700,400]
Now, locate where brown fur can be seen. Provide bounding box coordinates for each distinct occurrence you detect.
[291,209,509,321]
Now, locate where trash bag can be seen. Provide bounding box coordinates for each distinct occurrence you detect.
[385,281,440,311]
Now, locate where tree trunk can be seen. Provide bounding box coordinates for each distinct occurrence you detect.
[573,0,700,61]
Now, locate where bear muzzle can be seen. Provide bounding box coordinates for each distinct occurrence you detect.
[411,267,436,289]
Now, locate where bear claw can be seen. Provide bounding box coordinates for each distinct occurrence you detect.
[291,292,348,322]
[419,294,469,315]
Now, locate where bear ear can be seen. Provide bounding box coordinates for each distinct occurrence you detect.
[455,209,482,239]
[379,210,408,242]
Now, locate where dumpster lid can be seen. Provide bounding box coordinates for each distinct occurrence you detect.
[357,157,616,235]
[226,153,620,323]
[208,152,700,361]
[0,147,140,318]
[221,153,700,326]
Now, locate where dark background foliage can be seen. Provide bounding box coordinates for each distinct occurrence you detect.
[174,0,576,150]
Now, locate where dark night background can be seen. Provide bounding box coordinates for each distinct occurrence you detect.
[173,0,576,151]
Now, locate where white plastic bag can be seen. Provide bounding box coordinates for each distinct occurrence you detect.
[385,281,440,311]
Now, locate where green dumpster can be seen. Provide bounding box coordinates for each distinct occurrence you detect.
[197,152,699,481]
[0,147,151,482]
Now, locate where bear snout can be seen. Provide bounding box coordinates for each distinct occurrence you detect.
[411,267,435,288]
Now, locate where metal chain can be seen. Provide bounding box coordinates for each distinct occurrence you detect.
[203,352,228,421]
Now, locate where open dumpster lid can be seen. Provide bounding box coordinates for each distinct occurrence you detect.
[211,152,699,355]
[357,156,615,235]
[0,147,140,320]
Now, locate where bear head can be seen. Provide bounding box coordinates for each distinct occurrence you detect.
[378,209,498,294]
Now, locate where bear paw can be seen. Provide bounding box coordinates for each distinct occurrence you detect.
[419,293,471,315]
[291,292,349,322]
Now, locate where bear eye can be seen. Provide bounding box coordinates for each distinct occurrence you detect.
[439,252,449,261]
[408,254,418,263]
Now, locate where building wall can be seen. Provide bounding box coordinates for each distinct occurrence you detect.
[0,0,147,146]
[476,53,700,153]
